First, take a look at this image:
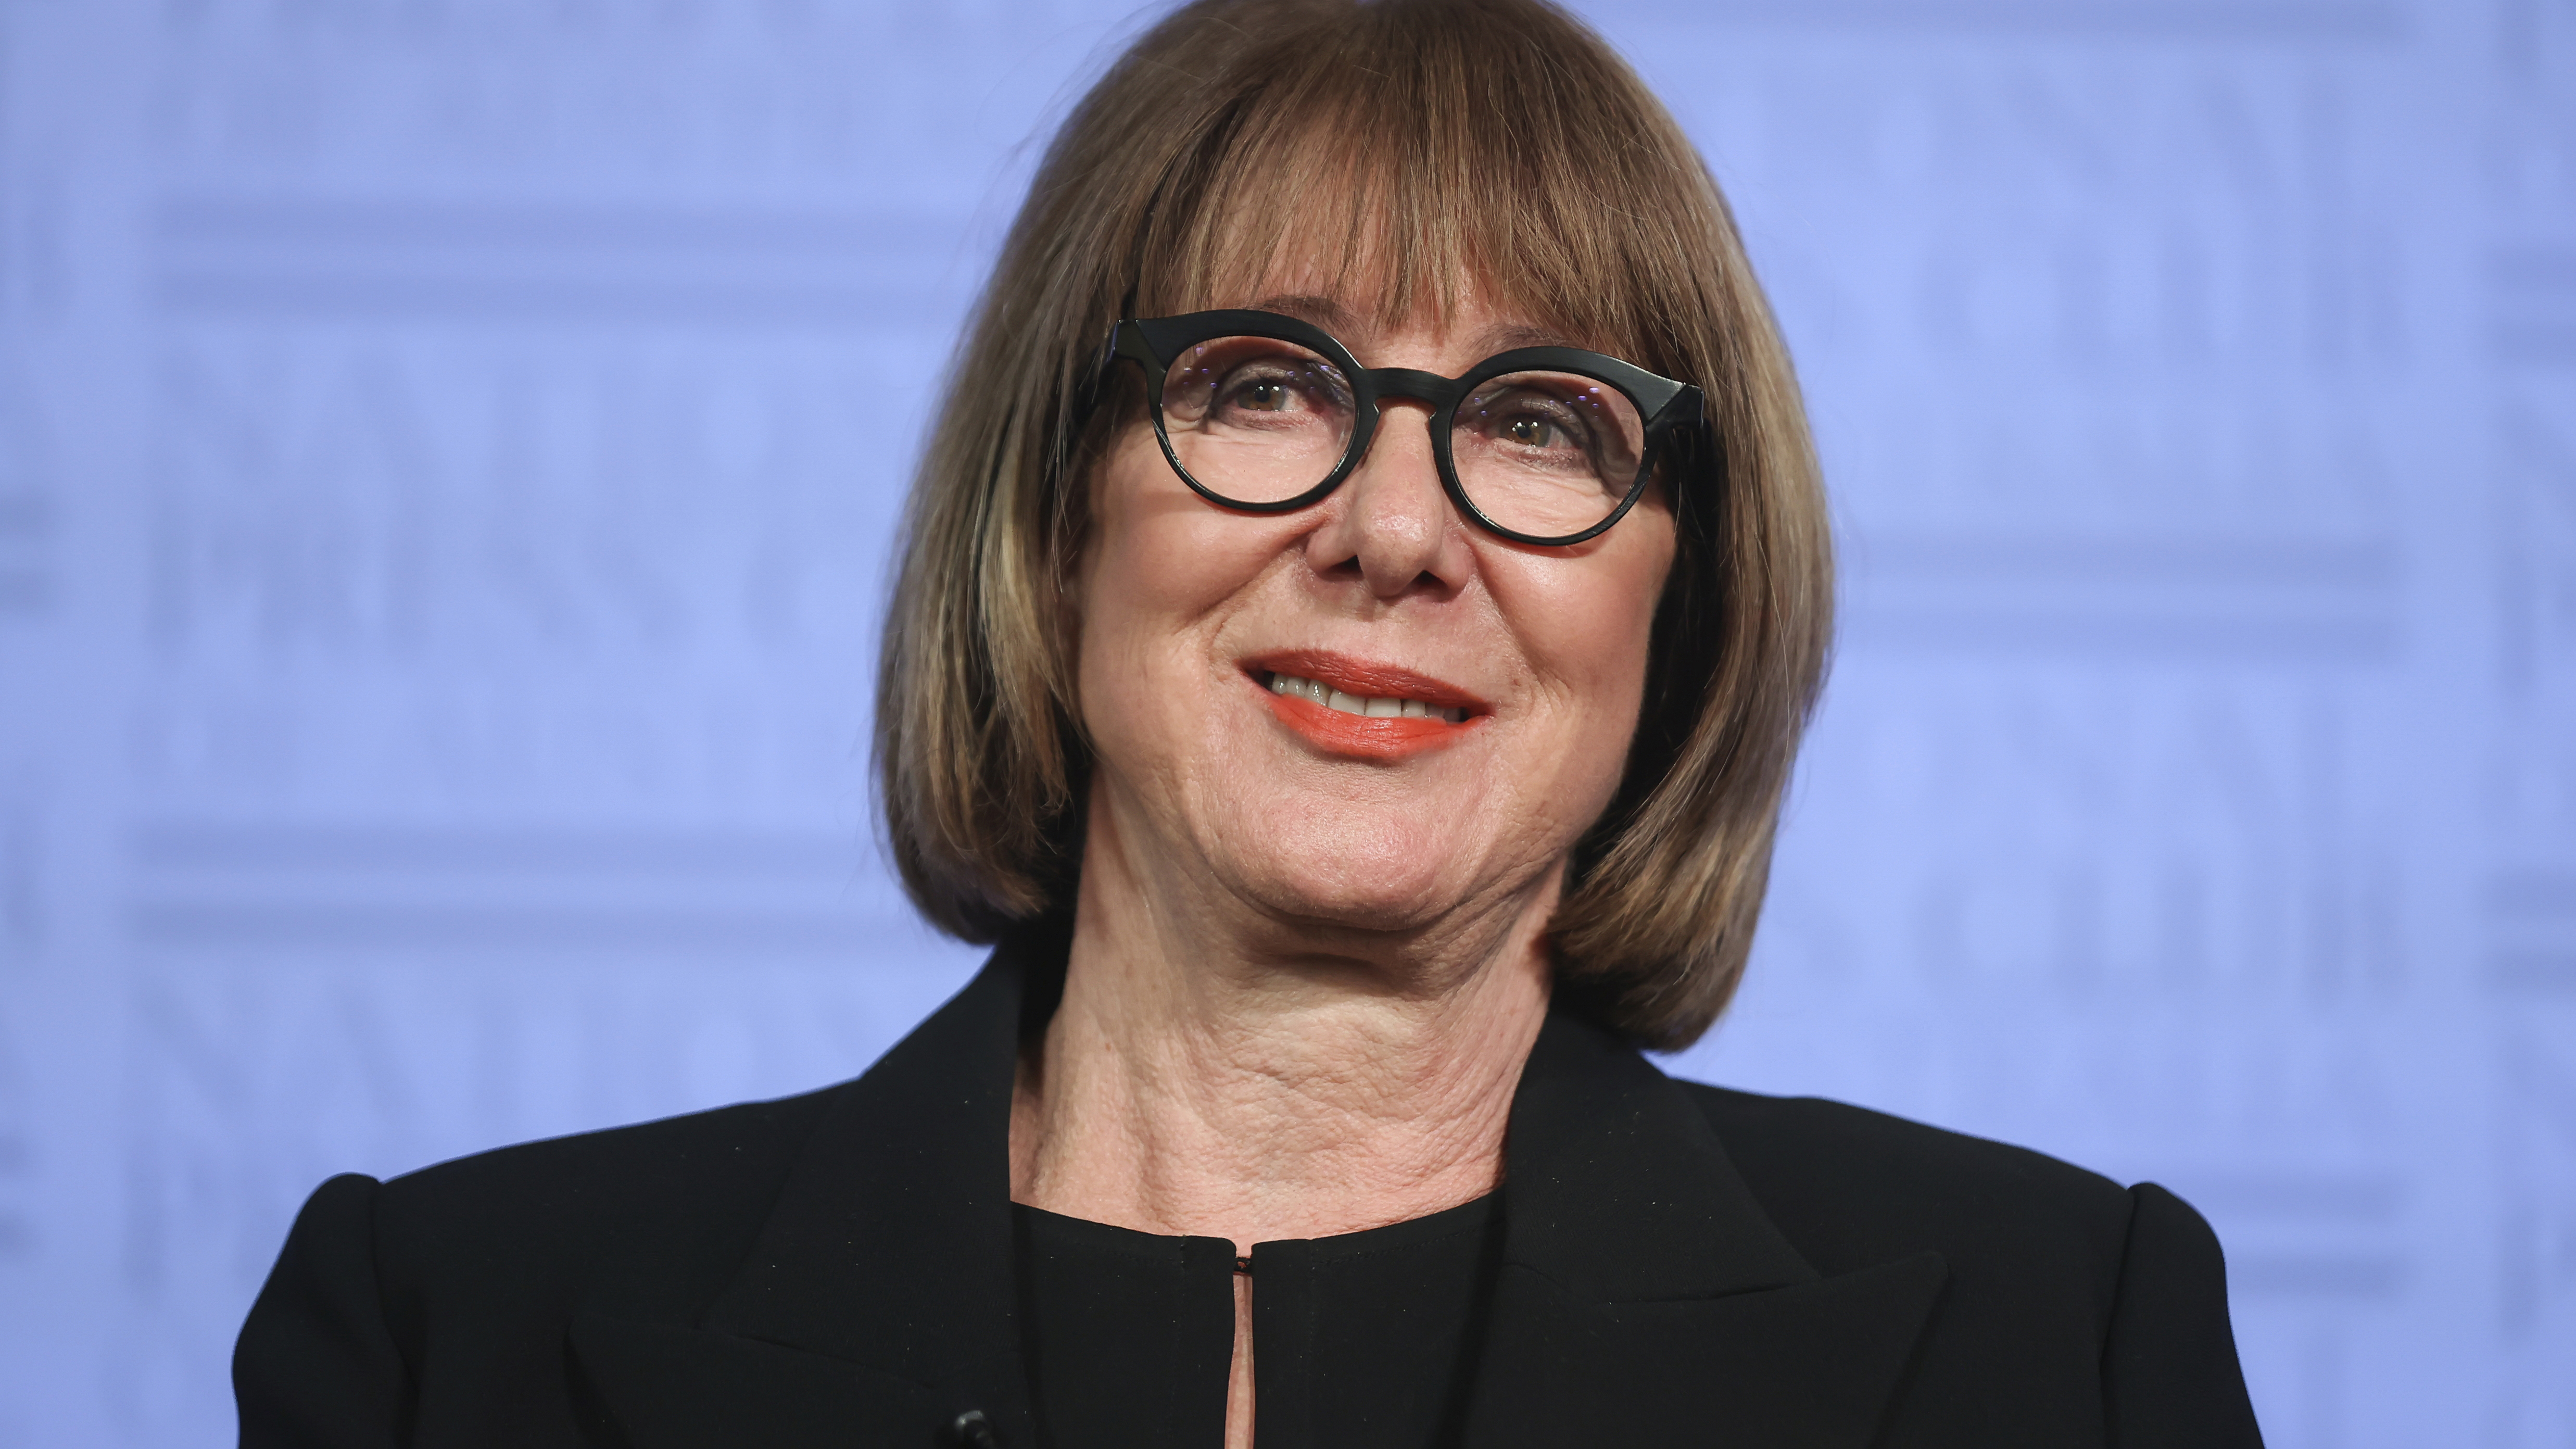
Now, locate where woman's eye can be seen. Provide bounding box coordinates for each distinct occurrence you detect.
[1495,407,1583,451]
[1237,380,1293,411]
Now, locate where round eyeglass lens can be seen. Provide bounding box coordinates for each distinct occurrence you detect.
[1158,337,1357,506]
[1450,371,1646,539]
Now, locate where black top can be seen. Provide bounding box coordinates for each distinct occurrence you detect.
[234,921,2265,1447]
[1014,1195,1499,1449]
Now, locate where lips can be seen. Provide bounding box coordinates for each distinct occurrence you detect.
[1242,650,1486,761]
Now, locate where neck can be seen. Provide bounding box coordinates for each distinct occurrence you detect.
[1008,797,1556,1251]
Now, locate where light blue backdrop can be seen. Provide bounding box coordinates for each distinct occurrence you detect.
[1,0,2568,1443]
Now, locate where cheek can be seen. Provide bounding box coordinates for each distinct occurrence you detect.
[1509,519,1676,733]
[1075,432,1283,734]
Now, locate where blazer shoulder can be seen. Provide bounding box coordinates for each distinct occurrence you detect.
[1672,1079,2135,1289]
[389,1080,839,1192]
[370,1082,845,1318]
[1669,1082,2262,1443]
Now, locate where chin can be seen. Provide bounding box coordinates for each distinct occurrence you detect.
[1217,811,1485,938]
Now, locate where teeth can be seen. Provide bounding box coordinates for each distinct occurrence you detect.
[1266,674,1467,724]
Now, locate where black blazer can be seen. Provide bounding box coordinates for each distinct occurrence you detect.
[235,926,2264,1447]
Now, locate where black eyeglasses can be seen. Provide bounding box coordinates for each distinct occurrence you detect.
[1096,309,1706,547]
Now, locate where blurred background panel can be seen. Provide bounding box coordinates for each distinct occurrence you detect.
[0,0,2566,1443]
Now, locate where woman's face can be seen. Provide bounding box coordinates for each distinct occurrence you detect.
[1074,279,1678,948]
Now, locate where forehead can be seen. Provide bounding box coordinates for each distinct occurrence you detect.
[1133,93,1658,346]
[1185,211,1615,360]
[1217,287,1588,362]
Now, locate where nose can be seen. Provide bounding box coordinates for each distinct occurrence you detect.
[1306,401,1473,599]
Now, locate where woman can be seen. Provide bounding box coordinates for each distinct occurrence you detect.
[236,1,2264,1445]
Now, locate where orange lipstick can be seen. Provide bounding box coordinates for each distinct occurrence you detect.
[1245,651,1485,762]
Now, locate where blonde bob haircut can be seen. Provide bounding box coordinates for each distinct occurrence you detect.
[876,0,1833,1050]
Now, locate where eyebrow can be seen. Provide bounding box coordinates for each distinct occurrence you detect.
[1477,321,1581,352]
[1244,293,1361,333]
[1242,295,1590,359]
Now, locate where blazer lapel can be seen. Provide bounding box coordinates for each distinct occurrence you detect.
[566,1311,953,1449]
[570,921,1064,1449]
[1467,1013,1948,1447]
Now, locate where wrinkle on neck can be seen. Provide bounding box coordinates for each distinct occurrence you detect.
[1007,778,1555,1251]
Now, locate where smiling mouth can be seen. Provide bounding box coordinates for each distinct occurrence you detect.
[1242,654,1485,761]
[1261,672,1470,724]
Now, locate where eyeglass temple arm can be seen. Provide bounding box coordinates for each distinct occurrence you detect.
[1076,318,1149,420]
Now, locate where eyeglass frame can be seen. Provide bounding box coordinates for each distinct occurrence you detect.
[1092,308,1709,548]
